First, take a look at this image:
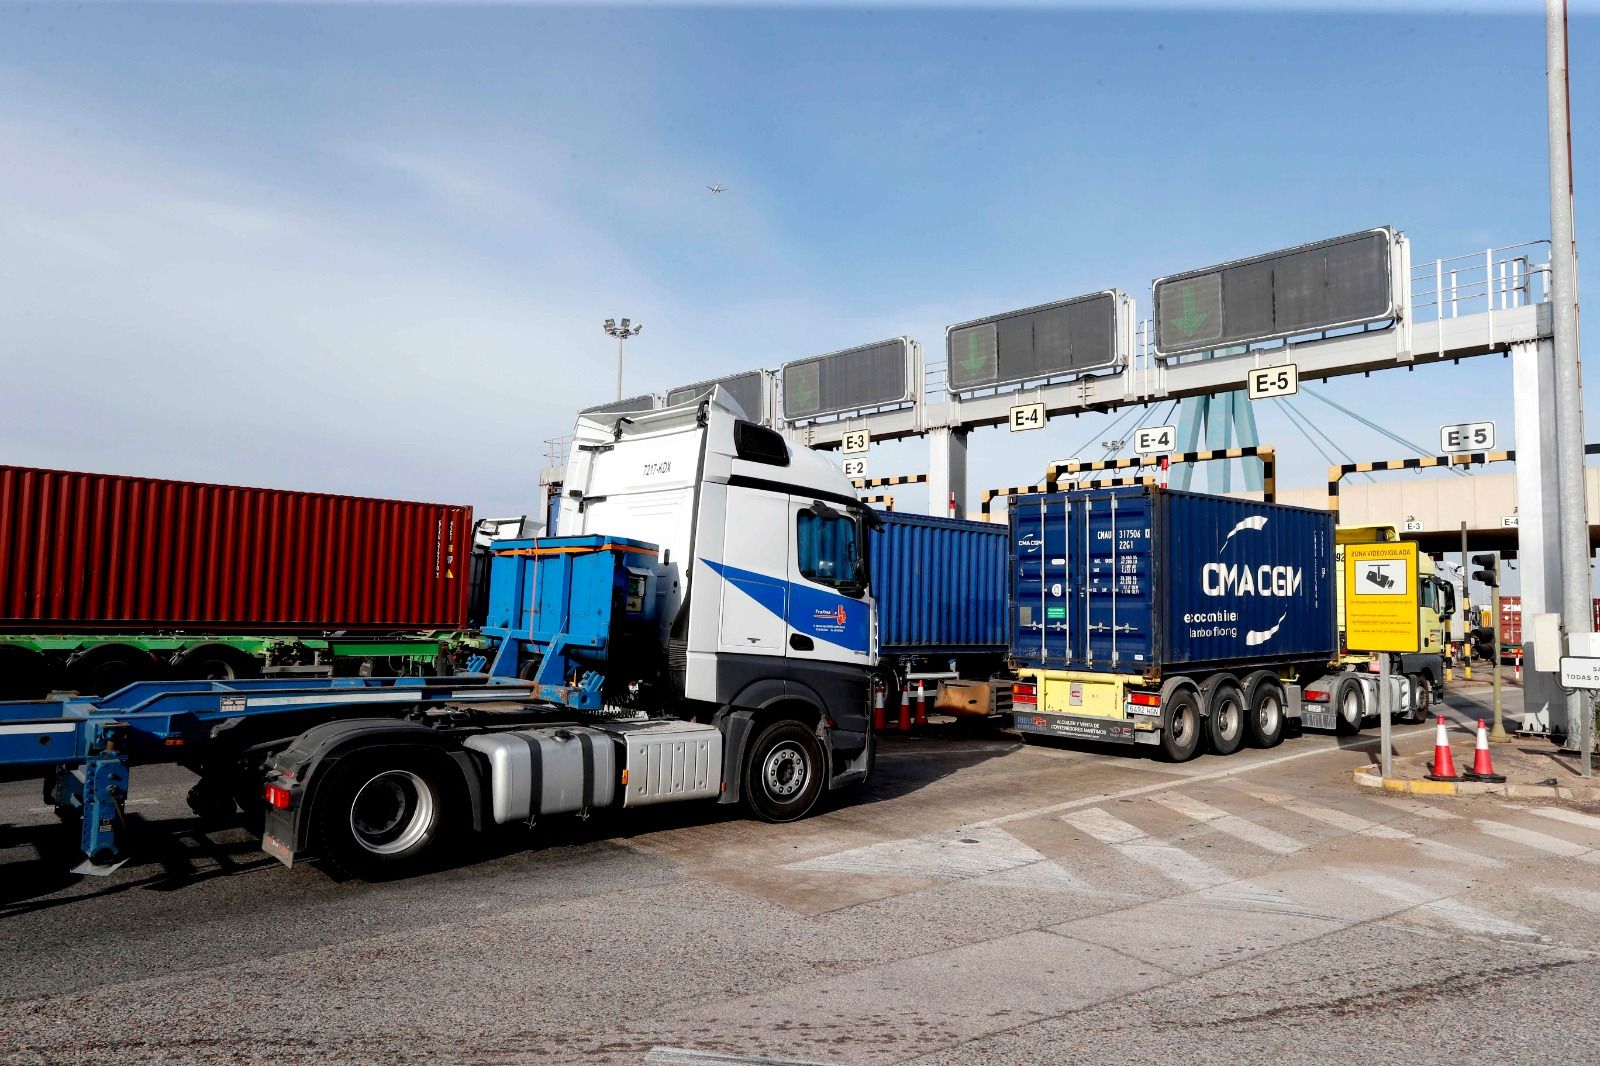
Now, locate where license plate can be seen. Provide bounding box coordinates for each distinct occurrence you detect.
[1015,712,1135,744]
[1301,710,1337,732]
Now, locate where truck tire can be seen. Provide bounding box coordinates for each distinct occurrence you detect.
[1201,676,1246,756]
[743,720,825,823]
[66,643,159,697]
[1157,687,1202,762]
[1404,674,1430,724]
[175,644,260,682]
[1332,675,1366,736]
[314,750,457,879]
[1242,672,1287,749]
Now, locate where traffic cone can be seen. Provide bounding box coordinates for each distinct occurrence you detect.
[898,688,911,732]
[914,680,928,727]
[1426,715,1460,782]
[1463,718,1506,782]
[872,686,885,733]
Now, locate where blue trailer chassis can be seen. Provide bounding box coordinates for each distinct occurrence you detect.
[0,675,540,871]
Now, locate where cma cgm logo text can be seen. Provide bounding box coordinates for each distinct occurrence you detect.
[1018,534,1042,554]
[1202,563,1303,597]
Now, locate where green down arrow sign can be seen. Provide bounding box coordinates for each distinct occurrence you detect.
[1172,283,1210,337]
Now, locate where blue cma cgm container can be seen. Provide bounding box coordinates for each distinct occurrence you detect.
[1009,486,1335,673]
[870,511,1009,655]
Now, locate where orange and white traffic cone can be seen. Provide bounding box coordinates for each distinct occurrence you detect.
[1463,718,1506,782]
[1426,715,1460,782]
[872,686,885,733]
[914,679,928,727]
[898,688,911,732]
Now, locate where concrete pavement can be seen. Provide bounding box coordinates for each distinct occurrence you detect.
[3,681,1598,1064]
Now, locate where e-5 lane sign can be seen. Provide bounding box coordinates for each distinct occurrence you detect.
[1154,228,1396,357]
[946,291,1123,393]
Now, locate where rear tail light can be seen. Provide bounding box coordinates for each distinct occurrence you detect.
[1305,690,1330,703]
[1012,683,1037,705]
[264,782,294,810]
[1127,691,1162,708]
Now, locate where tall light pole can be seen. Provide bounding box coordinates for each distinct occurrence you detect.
[1545,0,1591,772]
[603,317,643,401]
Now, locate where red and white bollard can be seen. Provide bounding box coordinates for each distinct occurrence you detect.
[915,679,928,727]
[1515,652,1523,683]
[948,491,957,518]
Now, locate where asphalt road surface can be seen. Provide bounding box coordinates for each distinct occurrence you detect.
[4,682,1598,1065]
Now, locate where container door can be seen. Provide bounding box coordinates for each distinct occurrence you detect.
[1081,491,1154,670]
[1011,494,1073,667]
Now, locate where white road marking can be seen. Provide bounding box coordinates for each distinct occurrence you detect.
[1527,807,1600,834]
[1062,808,1231,890]
[1151,793,1303,855]
[1535,885,1600,914]
[783,824,1091,892]
[1366,795,1461,821]
[1230,785,1500,867]
[647,1048,835,1066]
[978,727,1436,828]
[1335,869,1538,938]
[1474,820,1600,862]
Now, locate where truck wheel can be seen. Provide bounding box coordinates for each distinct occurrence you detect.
[66,644,159,696]
[1201,677,1246,756]
[316,752,456,879]
[1157,688,1202,762]
[1333,676,1366,736]
[175,644,260,682]
[1405,674,1430,724]
[743,720,825,823]
[1243,674,1287,749]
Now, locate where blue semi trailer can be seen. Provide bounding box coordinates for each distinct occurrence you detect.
[869,511,1012,717]
[1008,485,1414,760]
[1,392,881,877]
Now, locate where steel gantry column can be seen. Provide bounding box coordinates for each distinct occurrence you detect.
[928,427,969,518]
[1512,339,1566,734]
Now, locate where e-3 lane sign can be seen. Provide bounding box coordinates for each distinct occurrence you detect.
[1153,228,1397,357]
[946,291,1123,393]
[782,338,916,421]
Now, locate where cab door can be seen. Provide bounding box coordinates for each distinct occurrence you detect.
[784,500,873,669]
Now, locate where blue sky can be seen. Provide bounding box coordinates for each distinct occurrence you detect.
[1,2,1594,519]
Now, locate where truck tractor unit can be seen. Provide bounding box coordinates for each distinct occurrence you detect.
[1,392,880,877]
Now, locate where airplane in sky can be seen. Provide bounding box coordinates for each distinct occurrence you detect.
[706,183,727,194]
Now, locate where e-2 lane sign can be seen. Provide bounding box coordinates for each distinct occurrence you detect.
[1153,228,1396,357]
[946,291,1123,393]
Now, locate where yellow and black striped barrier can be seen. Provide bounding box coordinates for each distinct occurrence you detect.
[851,473,928,490]
[859,494,895,510]
[978,474,1157,521]
[1326,443,1600,521]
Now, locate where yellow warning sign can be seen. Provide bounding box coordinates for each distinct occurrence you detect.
[1344,541,1420,653]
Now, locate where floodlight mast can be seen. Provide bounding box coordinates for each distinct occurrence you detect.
[603,317,643,401]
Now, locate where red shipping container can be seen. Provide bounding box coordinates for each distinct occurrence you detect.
[0,466,471,631]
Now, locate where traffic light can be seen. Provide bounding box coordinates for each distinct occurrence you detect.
[1471,553,1500,588]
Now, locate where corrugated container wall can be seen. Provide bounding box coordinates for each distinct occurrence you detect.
[0,466,472,631]
[869,511,1008,654]
[1011,486,1335,673]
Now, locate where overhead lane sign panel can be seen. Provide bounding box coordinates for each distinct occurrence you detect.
[665,370,770,423]
[782,338,917,422]
[581,393,657,416]
[1154,227,1397,358]
[946,291,1124,394]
